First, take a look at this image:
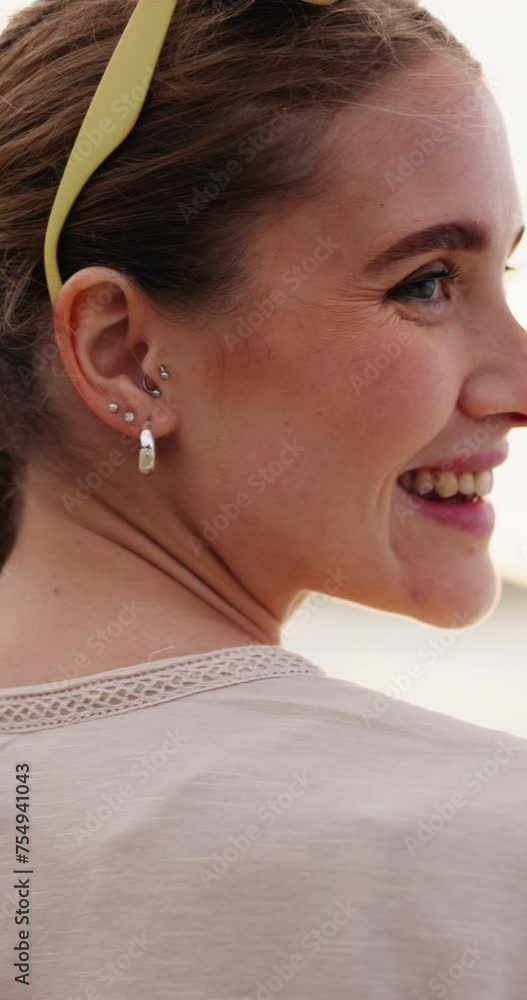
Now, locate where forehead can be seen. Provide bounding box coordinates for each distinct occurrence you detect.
[325,57,521,245]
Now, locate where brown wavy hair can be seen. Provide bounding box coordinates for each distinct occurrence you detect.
[0,0,479,567]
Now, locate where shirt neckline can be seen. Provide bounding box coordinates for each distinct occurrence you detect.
[0,644,325,734]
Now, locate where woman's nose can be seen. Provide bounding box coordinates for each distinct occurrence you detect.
[458,308,527,428]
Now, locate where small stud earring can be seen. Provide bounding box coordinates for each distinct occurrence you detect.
[108,403,120,414]
[160,365,170,381]
[123,410,136,423]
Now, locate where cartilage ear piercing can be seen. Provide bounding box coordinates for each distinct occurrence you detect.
[108,402,120,414]
[142,373,162,399]
[123,410,136,423]
[159,364,170,381]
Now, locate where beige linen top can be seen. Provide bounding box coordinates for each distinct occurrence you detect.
[0,643,526,1000]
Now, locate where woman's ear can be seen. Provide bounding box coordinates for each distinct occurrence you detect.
[52,266,180,438]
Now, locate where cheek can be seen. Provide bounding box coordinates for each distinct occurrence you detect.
[305,335,457,480]
[221,296,456,486]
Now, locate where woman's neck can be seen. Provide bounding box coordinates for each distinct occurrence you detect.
[0,470,280,689]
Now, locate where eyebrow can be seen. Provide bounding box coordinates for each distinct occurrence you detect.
[363,221,525,275]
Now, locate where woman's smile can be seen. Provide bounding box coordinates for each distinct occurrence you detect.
[395,446,509,535]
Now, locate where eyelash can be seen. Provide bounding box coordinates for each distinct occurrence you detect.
[387,263,517,304]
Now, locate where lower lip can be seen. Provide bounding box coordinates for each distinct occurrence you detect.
[397,486,496,535]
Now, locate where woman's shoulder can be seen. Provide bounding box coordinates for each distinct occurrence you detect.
[205,658,526,759]
[186,664,527,981]
[189,660,526,832]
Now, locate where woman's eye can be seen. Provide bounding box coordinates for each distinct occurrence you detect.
[388,262,519,307]
[387,266,461,304]
[398,276,443,300]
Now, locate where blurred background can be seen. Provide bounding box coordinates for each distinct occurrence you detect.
[1,0,526,735]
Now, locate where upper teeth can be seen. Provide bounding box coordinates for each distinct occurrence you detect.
[400,468,494,499]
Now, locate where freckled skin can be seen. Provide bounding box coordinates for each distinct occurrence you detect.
[190,56,527,628]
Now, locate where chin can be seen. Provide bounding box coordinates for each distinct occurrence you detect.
[400,554,501,630]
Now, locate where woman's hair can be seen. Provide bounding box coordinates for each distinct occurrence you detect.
[0,0,479,567]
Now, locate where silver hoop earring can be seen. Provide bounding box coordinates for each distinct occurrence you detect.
[139,420,156,476]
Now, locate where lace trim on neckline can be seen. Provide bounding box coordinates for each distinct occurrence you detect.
[0,645,324,734]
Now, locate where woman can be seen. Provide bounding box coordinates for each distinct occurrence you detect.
[0,0,526,996]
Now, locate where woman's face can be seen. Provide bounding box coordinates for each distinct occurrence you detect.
[178,57,527,628]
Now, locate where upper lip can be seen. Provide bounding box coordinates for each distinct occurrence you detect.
[402,445,510,477]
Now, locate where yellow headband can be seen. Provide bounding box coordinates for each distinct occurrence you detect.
[43,0,338,304]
